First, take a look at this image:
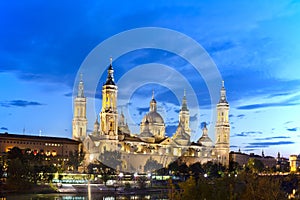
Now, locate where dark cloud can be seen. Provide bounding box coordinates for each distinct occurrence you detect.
[236,102,298,110]
[136,107,149,115]
[245,141,294,148]
[225,70,300,108]
[0,100,44,107]
[243,149,257,152]
[255,136,290,141]
[287,128,298,132]
[190,114,198,122]
[237,114,245,119]
[233,131,262,137]
[64,92,73,97]
[0,127,8,131]
[267,92,292,98]
[230,145,238,148]
[229,114,234,118]
[207,40,236,53]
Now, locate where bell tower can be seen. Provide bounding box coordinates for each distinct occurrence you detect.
[179,89,191,137]
[214,81,230,166]
[72,74,87,141]
[100,58,118,139]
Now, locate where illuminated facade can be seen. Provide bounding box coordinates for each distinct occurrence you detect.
[72,74,87,141]
[73,60,231,172]
[0,132,80,166]
[214,81,231,166]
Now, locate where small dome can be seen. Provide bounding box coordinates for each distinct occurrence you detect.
[142,112,164,124]
[198,136,213,146]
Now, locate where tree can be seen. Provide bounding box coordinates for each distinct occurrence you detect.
[6,147,58,189]
[99,150,122,171]
[67,147,85,171]
[144,157,163,172]
[87,161,114,185]
[202,161,224,178]
[247,158,264,173]
[137,176,148,189]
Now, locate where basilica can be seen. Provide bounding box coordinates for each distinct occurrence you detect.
[72,60,230,173]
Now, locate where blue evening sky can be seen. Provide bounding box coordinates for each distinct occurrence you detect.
[1,1,300,157]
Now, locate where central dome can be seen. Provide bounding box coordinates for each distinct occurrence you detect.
[142,111,164,124]
[139,92,166,141]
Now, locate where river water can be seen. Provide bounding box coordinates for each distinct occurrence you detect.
[1,192,168,200]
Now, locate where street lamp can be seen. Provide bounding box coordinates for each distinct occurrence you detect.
[147,173,152,187]
[119,172,124,186]
[133,172,138,186]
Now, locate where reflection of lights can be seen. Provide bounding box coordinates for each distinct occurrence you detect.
[119,172,124,178]
[147,173,151,178]
[134,172,138,178]
[204,173,208,178]
[235,174,237,178]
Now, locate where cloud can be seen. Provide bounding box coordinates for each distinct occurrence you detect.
[206,40,236,53]
[237,114,245,119]
[236,102,298,110]
[287,127,298,132]
[190,114,198,122]
[0,100,44,107]
[136,107,149,115]
[255,136,290,141]
[243,149,257,152]
[0,127,8,131]
[245,141,295,148]
[233,131,263,137]
[267,92,292,98]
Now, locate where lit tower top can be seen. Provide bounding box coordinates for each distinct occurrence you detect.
[180,89,189,112]
[179,89,191,136]
[219,80,228,104]
[104,57,115,85]
[77,73,85,98]
[150,90,157,112]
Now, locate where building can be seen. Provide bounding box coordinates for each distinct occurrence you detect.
[289,154,300,172]
[72,59,231,172]
[0,132,81,167]
[230,151,277,169]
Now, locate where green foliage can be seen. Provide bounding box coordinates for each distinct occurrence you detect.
[87,162,115,185]
[247,158,264,173]
[169,171,288,200]
[5,147,58,190]
[67,147,85,171]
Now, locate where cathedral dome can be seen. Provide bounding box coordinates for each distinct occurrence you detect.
[142,112,164,124]
[198,135,213,147]
[197,123,213,147]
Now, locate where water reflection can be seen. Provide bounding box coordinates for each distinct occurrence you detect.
[2,193,168,200]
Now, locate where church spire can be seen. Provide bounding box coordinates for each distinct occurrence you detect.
[180,89,189,111]
[150,90,157,112]
[104,57,115,85]
[219,80,228,103]
[77,73,85,98]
